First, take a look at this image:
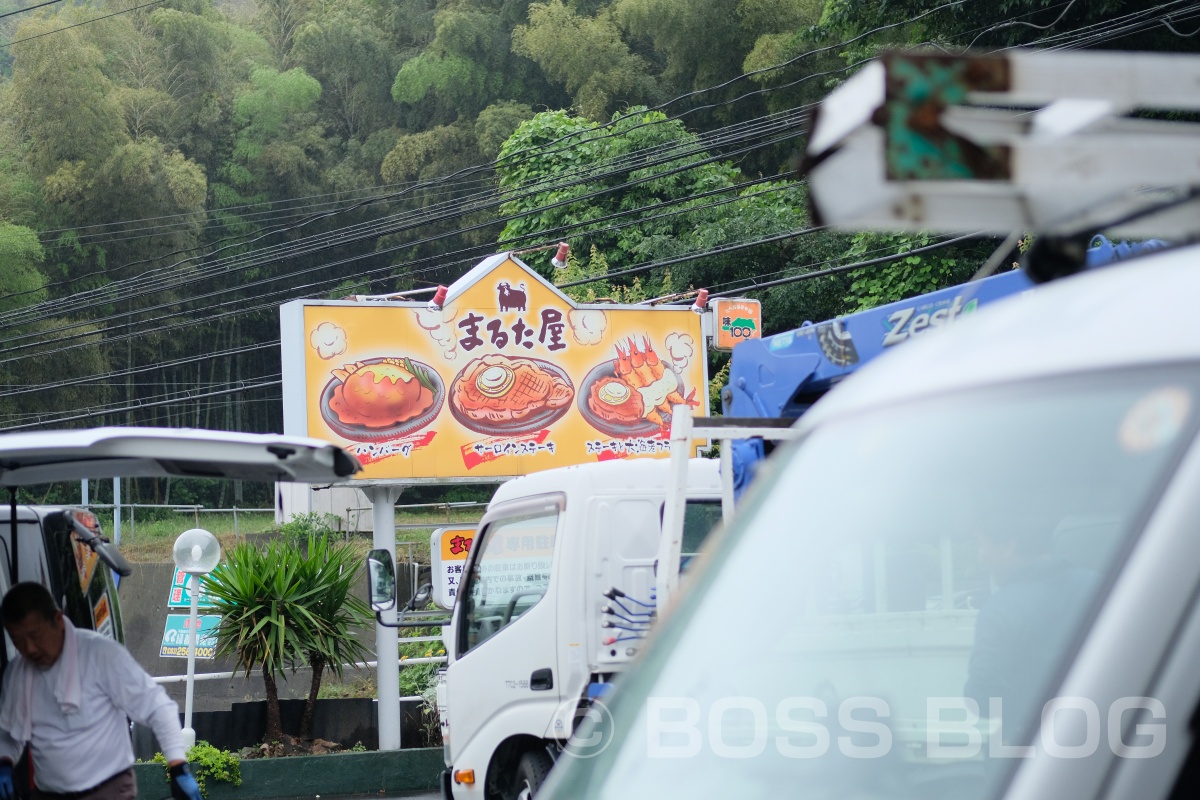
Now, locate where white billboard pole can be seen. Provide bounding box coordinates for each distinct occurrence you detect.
[365,485,404,750]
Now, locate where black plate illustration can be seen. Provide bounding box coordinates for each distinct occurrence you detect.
[319,357,445,443]
[576,361,686,438]
[449,358,574,437]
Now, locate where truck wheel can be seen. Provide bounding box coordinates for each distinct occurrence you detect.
[512,749,554,800]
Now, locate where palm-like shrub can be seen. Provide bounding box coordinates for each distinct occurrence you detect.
[205,533,371,742]
[295,532,372,738]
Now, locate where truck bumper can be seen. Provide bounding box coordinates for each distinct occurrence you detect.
[440,769,454,800]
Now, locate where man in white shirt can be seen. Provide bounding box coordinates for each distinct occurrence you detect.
[0,582,204,800]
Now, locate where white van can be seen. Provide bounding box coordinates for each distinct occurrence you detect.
[0,428,359,670]
[535,245,1200,800]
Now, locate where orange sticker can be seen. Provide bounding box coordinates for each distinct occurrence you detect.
[71,533,98,592]
[92,594,111,637]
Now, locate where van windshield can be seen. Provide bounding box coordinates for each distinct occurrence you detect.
[551,368,1200,800]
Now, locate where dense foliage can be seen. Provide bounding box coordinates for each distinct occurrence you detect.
[0,0,1195,505]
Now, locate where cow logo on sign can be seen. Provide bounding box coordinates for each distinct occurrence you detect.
[497,282,527,312]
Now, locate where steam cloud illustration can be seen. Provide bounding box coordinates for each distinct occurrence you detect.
[310,322,347,360]
[415,307,460,361]
[567,310,608,346]
[665,332,694,372]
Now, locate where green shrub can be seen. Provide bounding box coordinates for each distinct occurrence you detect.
[152,741,242,797]
[278,512,339,544]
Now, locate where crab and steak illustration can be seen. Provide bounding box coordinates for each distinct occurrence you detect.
[586,337,698,428]
[451,354,574,427]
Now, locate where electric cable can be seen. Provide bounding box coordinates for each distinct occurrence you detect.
[0,0,65,22]
[0,378,281,431]
[0,1,1014,420]
[0,113,807,342]
[5,103,807,327]
[6,0,974,335]
[0,173,795,393]
[17,0,972,304]
[1,0,167,48]
[701,234,983,300]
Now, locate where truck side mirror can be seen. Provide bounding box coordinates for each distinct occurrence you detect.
[407,582,432,611]
[366,549,397,612]
[93,540,133,578]
[66,509,133,577]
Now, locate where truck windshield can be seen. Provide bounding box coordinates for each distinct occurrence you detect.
[552,367,1200,800]
[459,504,560,655]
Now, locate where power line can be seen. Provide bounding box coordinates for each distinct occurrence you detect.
[1,0,167,47]
[16,0,970,305]
[0,378,281,431]
[0,109,807,341]
[0,0,1012,422]
[3,234,986,429]
[705,234,983,299]
[0,0,65,22]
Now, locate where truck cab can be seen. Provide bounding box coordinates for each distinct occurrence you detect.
[437,457,722,800]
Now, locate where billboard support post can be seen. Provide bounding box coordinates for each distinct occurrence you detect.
[365,485,405,750]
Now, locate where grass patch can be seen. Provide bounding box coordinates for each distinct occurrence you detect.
[318,673,377,699]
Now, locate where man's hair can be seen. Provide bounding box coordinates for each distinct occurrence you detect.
[1,582,61,625]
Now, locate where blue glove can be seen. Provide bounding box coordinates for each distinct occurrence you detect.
[168,762,202,800]
[0,761,13,800]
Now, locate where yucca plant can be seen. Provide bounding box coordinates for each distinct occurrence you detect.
[295,532,372,738]
[205,533,372,743]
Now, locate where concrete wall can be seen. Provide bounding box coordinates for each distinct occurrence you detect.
[275,484,378,532]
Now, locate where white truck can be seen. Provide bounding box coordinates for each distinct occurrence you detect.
[368,457,723,800]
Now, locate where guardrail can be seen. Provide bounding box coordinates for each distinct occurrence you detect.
[153,657,447,685]
[86,503,274,539]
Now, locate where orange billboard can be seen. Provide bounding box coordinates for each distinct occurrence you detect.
[713,298,761,351]
[281,254,708,480]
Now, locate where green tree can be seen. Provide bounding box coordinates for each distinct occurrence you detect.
[474,100,535,159]
[205,533,371,742]
[295,532,372,738]
[494,107,805,284]
[0,222,47,312]
[841,231,980,311]
[293,2,399,141]
[512,0,654,120]
[225,65,327,200]
[613,0,750,91]
[254,0,313,69]
[8,18,127,179]
[551,244,671,303]
[389,0,560,132]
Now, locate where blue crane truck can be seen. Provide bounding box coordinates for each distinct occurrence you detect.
[720,237,1168,496]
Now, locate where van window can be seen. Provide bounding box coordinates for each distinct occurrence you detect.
[459,505,559,655]
[551,367,1200,800]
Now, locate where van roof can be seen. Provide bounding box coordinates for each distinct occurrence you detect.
[799,247,1200,432]
[491,457,721,504]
